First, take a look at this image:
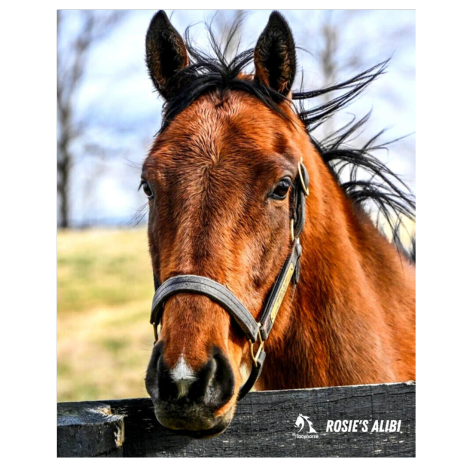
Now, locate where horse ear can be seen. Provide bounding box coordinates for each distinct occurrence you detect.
[146,10,189,100]
[254,11,297,96]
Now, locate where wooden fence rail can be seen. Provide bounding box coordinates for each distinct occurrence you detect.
[57,381,415,457]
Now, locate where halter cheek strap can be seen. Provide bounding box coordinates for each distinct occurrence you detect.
[149,160,309,400]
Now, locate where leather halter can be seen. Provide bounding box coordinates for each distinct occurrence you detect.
[150,160,309,400]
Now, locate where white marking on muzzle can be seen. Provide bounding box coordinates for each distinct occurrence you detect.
[170,356,197,399]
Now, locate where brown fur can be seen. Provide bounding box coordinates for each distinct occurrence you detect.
[142,89,415,417]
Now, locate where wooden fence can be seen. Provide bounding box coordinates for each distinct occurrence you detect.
[57,381,415,457]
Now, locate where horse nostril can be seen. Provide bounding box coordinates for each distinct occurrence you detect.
[179,349,234,407]
[209,349,235,407]
[145,341,164,400]
[189,357,217,401]
[156,353,181,402]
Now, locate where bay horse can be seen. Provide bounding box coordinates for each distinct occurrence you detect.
[142,11,415,437]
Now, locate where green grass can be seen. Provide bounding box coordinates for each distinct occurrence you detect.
[57,228,156,402]
[57,229,153,313]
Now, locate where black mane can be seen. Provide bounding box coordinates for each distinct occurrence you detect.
[156,21,416,263]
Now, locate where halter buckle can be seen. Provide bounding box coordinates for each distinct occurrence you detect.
[249,325,265,367]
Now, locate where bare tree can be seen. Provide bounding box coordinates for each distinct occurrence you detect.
[57,10,127,228]
[298,10,414,139]
[294,10,415,241]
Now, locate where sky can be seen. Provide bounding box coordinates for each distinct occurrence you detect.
[58,10,415,227]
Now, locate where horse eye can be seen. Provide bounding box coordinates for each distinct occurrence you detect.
[270,178,292,200]
[141,181,154,199]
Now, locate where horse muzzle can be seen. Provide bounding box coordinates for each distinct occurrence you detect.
[145,342,236,437]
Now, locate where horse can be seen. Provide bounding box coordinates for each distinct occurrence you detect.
[142,10,415,438]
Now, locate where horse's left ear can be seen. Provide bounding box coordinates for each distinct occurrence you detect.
[254,11,297,96]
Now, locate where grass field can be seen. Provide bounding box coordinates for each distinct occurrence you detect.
[57,228,155,402]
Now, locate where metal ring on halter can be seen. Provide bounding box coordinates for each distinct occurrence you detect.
[153,322,162,340]
[249,326,265,367]
[298,161,309,196]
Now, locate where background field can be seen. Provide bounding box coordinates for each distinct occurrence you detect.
[57,228,154,401]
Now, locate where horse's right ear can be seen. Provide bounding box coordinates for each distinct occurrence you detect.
[254,11,296,96]
[146,11,189,100]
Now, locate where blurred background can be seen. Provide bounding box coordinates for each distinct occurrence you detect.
[57,9,415,402]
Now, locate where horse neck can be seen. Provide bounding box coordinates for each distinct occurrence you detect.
[259,148,415,390]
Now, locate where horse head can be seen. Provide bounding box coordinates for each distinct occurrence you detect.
[143,10,307,437]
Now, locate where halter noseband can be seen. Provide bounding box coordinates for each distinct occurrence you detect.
[149,160,309,400]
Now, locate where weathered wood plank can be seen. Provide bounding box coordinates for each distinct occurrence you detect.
[57,404,125,457]
[57,381,415,457]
